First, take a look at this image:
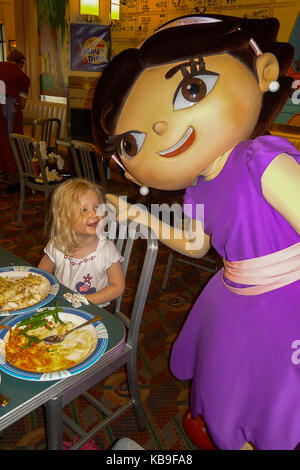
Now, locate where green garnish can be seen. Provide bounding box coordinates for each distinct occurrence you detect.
[18,302,65,348]
[21,318,49,335]
[22,333,42,348]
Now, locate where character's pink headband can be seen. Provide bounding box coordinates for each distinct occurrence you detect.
[155,16,263,57]
[155,17,282,91]
[158,16,279,92]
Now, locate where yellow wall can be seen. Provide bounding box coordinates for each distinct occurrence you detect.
[69,0,110,26]
[0,0,16,57]
[1,0,299,101]
[110,0,299,57]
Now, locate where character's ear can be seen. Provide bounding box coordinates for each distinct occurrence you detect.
[256,52,280,92]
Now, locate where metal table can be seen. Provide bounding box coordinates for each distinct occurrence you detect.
[0,247,126,447]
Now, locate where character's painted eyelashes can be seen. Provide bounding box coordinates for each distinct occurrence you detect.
[173,72,219,111]
[106,131,146,159]
[170,59,219,111]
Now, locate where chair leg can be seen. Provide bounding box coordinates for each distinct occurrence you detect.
[44,192,51,223]
[162,252,175,290]
[17,181,25,227]
[127,354,146,431]
[44,396,64,450]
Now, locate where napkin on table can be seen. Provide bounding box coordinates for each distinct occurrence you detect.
[63,293,89,308]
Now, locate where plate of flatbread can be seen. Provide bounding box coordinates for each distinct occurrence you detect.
[0,306,108,381]
[0,266,59,315]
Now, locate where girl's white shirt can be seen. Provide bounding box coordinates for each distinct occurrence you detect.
[44,238,123,307]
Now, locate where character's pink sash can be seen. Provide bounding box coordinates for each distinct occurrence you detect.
[222,242,300,295]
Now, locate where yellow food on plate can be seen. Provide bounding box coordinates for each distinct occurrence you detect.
[4,314,98,373]
[0,273,49,312]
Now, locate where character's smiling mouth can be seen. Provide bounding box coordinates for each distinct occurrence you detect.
[158,126,195,158]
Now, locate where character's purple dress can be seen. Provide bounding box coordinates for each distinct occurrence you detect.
[170,135,300,450]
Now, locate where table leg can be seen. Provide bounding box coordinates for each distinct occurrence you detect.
[44,395,64,450]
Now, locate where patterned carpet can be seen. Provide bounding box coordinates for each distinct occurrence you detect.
[0,179,218,450]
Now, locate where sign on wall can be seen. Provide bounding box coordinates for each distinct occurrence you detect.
[70,23,111,72]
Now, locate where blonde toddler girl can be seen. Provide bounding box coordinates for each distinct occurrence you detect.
[38,178,125,307]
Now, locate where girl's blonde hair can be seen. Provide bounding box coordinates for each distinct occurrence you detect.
[48,178,104,256]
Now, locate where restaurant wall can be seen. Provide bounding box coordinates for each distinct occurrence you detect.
[14,0,40,100]
[2,1,299,116]
[37,0,299,100]
[0,0,15,56]
[110,0,299,56]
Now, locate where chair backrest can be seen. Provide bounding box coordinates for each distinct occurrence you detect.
[23,99,67,139]
[70,139,107,192]
[41,118,61,152]
[9,133,49,185]
[111,220,158,349]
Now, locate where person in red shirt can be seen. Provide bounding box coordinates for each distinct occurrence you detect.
[0,49,30,193]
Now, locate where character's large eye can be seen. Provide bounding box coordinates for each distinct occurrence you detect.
[173,74,219,111]
[120,131,146,159]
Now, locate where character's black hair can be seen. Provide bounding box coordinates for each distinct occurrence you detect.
[92,14,293,157]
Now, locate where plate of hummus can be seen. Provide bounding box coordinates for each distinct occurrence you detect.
[0,266,59,315]
[0,306,108,381]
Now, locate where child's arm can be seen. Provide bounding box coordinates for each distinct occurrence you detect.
[38,254,55,273]
[85,261,125,306]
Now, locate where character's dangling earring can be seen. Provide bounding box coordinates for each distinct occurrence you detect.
[140,186,149,196]
[268,80,280,92]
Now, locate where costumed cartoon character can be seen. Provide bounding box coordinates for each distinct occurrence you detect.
[92,14,300,450]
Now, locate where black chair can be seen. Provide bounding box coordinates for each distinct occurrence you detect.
[40,118,61,152]
[70,139,107,192]
[9,133,62,226]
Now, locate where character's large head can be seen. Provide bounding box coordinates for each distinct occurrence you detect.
[92,15,293,190]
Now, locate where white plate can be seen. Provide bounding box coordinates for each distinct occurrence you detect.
[0,266,59,316]
[0,307,108,381]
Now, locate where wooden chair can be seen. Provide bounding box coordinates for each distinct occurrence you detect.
[9,133,62,226]
[44,221,158,449]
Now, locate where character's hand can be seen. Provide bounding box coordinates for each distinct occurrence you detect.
[105,193,150,227]
[105,193,122,211]
[105,193,133,224]
[105,195,210,257]
[105,193,130,220]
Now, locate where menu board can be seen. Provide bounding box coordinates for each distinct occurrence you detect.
[111,0,299,58]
